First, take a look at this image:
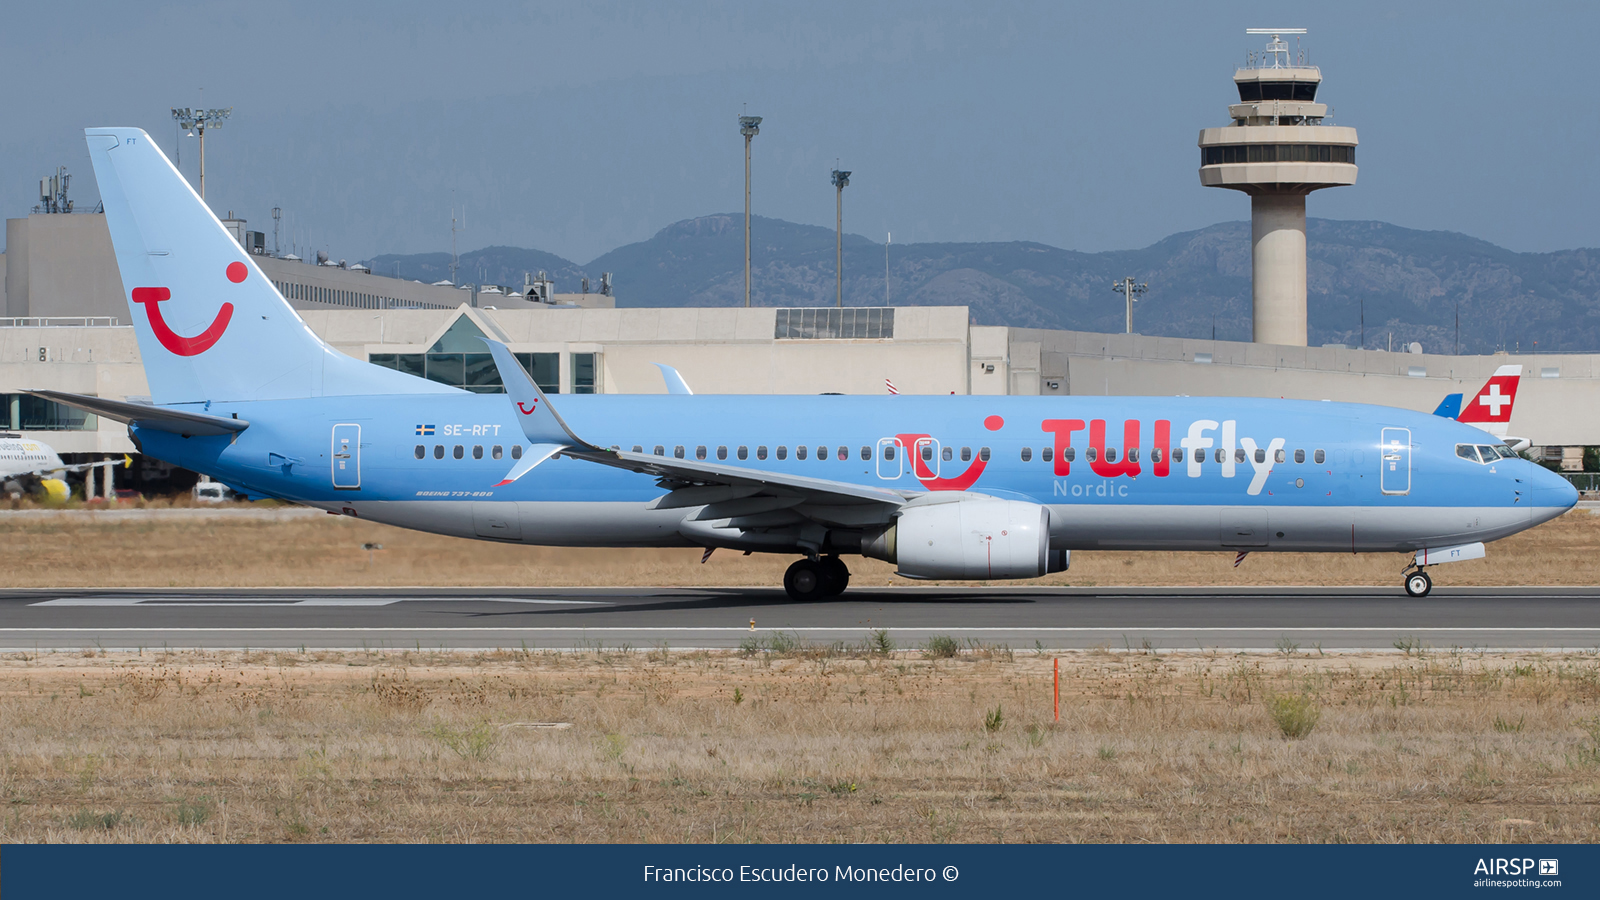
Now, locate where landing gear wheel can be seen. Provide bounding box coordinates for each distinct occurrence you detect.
[1404,570,1432,598]
[784,559,829,601]
[819,556,851,596]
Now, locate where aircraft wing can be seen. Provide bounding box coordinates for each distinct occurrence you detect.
[24,391,249,437]
[479,338,908,522]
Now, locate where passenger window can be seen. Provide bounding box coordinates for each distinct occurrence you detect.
[453,445,464,459]
[1253,448,1265,464]
[1043,446,1053,462]
[1173,448,1184,463]
[716,446,727,460]
[1086,447,1098,462]
[1314,449,1325,464]
[738,446,749,460]
[777,446,788,460]
[1021,447,1032,462]
[883,445,895,460]
[1105,448,1117,463]
[1150,448,1161,463]
[434,445,444,459]
[473,445,483,460]
[837,447,847,461]
[1214,449,1225,464]
[757,446,768,460]
[652,445,664,456]
[695,446,707,460]
[961,447,972,462]
[818,446,828,460]
[797,445,808,460]
[921,445,933,461]
[631,445,642,454]
[414,445,425,459]
[1128,448,1140,463]
[493,445,504,459]
[942,447,953,462]
[1235,449,1247,464]
[1294,448,1305,464]
[1063,447,1076,462]
[1274,448,1285,464]
[979,447,991,461]
[859,446,870,460]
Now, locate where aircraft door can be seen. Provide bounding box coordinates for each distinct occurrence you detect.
[876,437,903,480]
[913,437,941,480]
[1380,428,1411,495]
[331,424,361,490]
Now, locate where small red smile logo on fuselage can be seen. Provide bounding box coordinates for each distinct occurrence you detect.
[131,261,246,357]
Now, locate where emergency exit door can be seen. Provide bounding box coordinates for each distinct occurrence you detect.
[1380,427,1410,495]
[332,424,361,490]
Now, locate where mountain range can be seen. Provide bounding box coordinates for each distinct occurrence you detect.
[368,216,1600,353]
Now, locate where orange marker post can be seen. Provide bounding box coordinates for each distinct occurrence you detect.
[1053,658,1059,723]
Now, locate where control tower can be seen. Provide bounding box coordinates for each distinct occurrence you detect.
[1198,29,1357,346]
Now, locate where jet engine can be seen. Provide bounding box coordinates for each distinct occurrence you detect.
[863,496,1065,580]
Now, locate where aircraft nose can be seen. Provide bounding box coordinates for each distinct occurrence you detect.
[1528,464,1578,523]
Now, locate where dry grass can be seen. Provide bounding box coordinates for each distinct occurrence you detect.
[3,647,1599,843]
[0,503,1595,588]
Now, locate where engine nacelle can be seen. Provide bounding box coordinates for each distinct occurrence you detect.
[864,497,1056,580]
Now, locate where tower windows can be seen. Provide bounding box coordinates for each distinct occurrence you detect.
[1202,144,1354,166]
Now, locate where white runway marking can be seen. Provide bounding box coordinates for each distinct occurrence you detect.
[31,596,609,608]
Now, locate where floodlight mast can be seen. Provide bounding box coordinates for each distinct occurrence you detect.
[170,106,232,200]
[831,169,851,308]
[740,115,762,308]
[1112,276,1148,334]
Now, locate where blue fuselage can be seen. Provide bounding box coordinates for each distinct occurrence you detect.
[132,393,1576,554]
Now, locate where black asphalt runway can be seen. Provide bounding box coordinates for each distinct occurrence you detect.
[1,585,1598,651]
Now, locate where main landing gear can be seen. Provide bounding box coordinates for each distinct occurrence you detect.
[1403,569,1433,598]
[784,556,850,601]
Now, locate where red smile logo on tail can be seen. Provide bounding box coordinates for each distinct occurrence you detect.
[130,261,245,357]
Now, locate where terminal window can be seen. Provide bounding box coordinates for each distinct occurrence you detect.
[774,307,894,340]
[2,394,97,431]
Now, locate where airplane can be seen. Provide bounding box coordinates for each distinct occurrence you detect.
[1433,366,1530,451]
[0,432,129,502]
[26,127,1578,601]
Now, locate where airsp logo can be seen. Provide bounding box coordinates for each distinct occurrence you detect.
[1540,859,1559,876]
[1473,858,1548,876]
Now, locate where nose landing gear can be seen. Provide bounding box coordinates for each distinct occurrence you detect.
[783,556,850,601]
[1403,569,1432,598]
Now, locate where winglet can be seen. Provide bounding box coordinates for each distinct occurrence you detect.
[653,363,693,395]
[493,442,565,485]
[479,338,598,450]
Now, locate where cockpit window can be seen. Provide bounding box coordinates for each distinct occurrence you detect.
[1457,443,1512,464]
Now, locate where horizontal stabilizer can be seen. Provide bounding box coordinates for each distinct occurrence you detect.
[25,390,248,437]
[495,443,565,486]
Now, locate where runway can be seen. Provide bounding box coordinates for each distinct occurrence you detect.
[1,585,1598,652]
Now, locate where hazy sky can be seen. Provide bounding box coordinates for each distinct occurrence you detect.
[3,1,1594,263]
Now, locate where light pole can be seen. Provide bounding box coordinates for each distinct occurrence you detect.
[1111,276,1148,334]
[739,115,762,308]
[831,169,851,308]
[171,107,231,200]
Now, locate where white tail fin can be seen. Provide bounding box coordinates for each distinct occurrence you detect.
[84,127,454,404]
